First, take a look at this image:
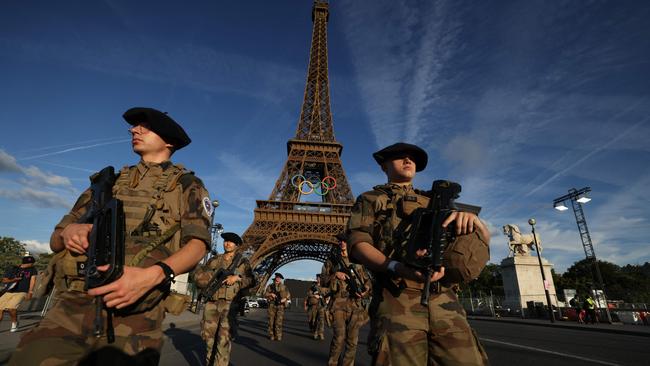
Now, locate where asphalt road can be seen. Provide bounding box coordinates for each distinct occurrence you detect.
[3,307,649,365]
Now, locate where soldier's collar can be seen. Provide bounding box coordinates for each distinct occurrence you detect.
[137,159,173,174]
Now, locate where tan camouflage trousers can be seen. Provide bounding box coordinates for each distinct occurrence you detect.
[267,303,285,339]
[201,299,238,366]
[307,305,325,337]
[369,287,489,366]
[9,291,165,366]
[328,300,368,366]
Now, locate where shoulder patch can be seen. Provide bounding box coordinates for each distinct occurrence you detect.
[202,196,214,217]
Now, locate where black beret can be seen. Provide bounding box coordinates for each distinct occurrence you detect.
[274,272,284,279]
[373,142,428,172]
[221,232,243,246]
[22,256,35,264]
[334,232,347,242]
[123,107,191,150]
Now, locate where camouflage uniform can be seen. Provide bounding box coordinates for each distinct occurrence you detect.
[321,256,371,366]
[305,284,326,339]
[10,160,211,365]
[264,283,290,340]
[194,253,255,366]
[347,183,489,366]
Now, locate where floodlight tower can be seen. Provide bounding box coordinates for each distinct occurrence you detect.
[553,187,612,323]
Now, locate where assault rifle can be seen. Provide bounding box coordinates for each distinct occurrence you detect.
[268,284,286,306]
[331,246,365,298]
[78,166,125,343]
[404,180,480,306]
[199,252,243,304]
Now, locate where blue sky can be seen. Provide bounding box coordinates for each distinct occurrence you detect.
[1,0,649,281]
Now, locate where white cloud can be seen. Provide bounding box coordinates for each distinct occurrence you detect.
[0,188,72,209]
[21,239,51,254]
[0,149,72,188]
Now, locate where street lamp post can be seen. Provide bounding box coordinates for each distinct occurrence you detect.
[553,187,613,324]
[528,219,555,323]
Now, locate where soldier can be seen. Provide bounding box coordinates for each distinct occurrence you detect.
[347,142,491,365]
[321,232,371,366]
[303,273,326,340]
[194,232,255,366]
[10,107,212,365]
[264,272,290,341]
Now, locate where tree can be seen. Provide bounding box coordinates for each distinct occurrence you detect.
[460,263,504,297]
[35,252,56,272]
[0,236,26,275]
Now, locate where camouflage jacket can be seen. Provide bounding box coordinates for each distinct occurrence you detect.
[54,160,212,308]
[194,253,255,302]
[321,256,371,309]
[347,183,489,285]
[264,283,290,306]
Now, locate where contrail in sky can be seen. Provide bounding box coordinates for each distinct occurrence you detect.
[16,136,127,153]
[525,114,650,197]
[18,139,130,161]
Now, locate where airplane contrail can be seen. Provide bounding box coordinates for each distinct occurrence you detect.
[18,139,130,161]
[525,114,650,197]
[17,136,127,153]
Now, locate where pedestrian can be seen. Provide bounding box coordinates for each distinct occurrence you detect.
[304,273,326,340]
[0,256,38,332]
[585,295,598,324]
[321,232,371,366]
[194,232,255,366]
[569,294,583,324]
[10,107,212,365]
[347,142,491,365]
[265,272,291,340]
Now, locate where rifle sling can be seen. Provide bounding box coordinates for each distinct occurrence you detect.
[129,223,181,267]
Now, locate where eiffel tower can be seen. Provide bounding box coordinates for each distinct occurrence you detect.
[242,0,354,287]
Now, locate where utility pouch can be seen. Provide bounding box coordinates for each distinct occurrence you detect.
[164,292,190,316]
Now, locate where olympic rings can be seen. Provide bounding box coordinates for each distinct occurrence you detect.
[291,174,337,196]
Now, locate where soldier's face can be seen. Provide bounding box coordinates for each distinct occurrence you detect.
[274,277,282,284]
[223,241,236,253]
[339,241,347,251]
[383,156,416,183]
[130,123,173,158]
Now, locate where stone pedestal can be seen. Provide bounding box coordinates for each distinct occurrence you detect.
[501,256,559,312]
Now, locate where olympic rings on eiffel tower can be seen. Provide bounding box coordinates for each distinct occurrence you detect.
[291,174,337,196]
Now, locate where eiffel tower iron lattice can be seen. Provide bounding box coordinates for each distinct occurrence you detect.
[242,0,354,289]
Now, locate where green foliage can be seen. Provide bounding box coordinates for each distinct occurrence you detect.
[460,263,504,297]
[34,252,55,272]
[554,259,650,303]
[0,236,26,275]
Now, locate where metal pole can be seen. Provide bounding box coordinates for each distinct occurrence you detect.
[529,219,555,323]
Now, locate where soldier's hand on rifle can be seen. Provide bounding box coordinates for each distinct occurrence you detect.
[222,274,241,286]
[443,211,490,240]
[335,271,349,281]
[60,223,93,254]
[88,265,162,309]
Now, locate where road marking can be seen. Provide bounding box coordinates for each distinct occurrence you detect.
[480,338,621,366]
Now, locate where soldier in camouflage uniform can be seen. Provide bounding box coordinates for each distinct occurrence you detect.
[194,232,255,366]
[264,272,290,341]
[303,273,326,340]
[321,233,371,366]
[10,107,212,365]
[347,142,491,366]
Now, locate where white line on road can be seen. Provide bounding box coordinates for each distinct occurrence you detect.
[480,338,621,366]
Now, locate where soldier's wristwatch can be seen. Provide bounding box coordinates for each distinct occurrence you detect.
[155,262,176,285]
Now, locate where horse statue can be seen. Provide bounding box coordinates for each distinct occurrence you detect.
[502,224,542,257]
